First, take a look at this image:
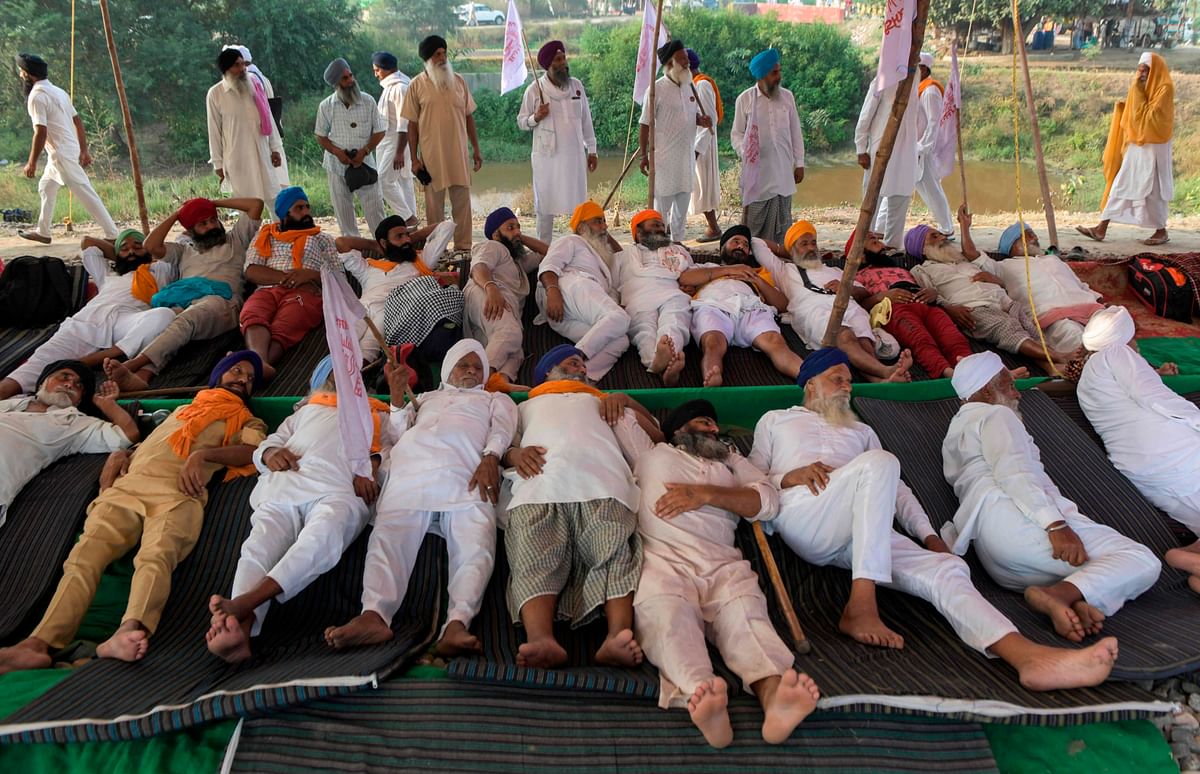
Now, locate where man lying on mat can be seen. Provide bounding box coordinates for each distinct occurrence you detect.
[500,344,662,669]
[630,399,820,748]
[750,348,1121,690]
[326,340,517,656]
[206,354,392,663]
[0,352,266,674]
[942,352,1160,645]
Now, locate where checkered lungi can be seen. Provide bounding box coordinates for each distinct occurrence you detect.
[968,303,1039,354]
[744,194,792,246]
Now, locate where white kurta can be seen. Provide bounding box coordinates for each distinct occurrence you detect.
[690,78,720,214]
[249,67,290,189]
[912,255,1011,310]
[619,243,693,367]
[206,79,284,210]
[518,76,597,217]
[1102,142,1174,229]
[994,255,1100,351]
[340,249,435,361]
[731,86,806,205]
[855,77,921,197]
[464,241,530,379]
[639,76,701,197]
[377,71,417,221]
[914,84,954,234]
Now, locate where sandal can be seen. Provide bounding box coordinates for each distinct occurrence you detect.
[1074,225,1105,242]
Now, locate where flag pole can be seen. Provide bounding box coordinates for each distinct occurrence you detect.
[364,317,419,408]
[1011,1,1058,247]
[97,0,149,234]
[953,45,969,211]
[520,27,545,103]
[646,0,666,208]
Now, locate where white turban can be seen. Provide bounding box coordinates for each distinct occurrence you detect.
[1138,51,1153,67]
[951,351,1005,400]
[1082,306,1136,352]
[224,44,252,63]
[440,339,489,390]
[919,52,934,68]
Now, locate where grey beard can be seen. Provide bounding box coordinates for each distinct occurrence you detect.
[996,394,1023,417]
[805,393,858,428]
[764,80,780,97]
[37,385,78,409]
[426,60,455,90]
[545,366,587,383]
[924,242,967,264]
[224,72,249,95]
[581,231,615,270]
[672,431,731,462]
[792,252,822,270]
[639,233,671,251]
[337,81,360,107]
[549,66,569,87]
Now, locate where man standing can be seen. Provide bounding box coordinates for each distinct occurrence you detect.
[687,49,722,242]
[208,48,284,217]
[1077,53,1174,246]
[15,53,117,245]
[315,58,386,239]
[638,40,712,241]
[732,49,805,247]
[855,74,920,249]
[402,35,484,251]
[913,53,954,237]
[226,45,290,190]
[518,41,598,245]
[373,51,418,224]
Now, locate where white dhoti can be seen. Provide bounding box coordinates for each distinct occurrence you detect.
[36,153,118,239]
[326,169,386,239]
[1143,490,1200,534]
[914,155,954,235]
[537,280,630,382]
[232,496,369,636]
[463,285,524,380]
[1043,318,1086,354]
[871,194,912,250]
[1101,142,1173,230]
[628,295,691,370]
[361,503,496,634]
[790,298,874,351]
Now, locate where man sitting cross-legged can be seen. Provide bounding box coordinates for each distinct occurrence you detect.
[943,352,1160,643]
[629,399,821,748]
[501,344,664,668]
[206,354,391,662]
[749,347,1121,690]
[0,352,267,673]
[326,340,518,655]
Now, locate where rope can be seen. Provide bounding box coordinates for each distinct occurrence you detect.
[1009,0,1061,377]
[65,0,76,230]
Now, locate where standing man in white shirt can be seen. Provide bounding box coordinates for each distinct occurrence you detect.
[15,53,118,245]
[855,74,920,249]
[732,49,805,247]
[315,58,386,238]
[913,54,954,236]
[518,41,598,245]
[207,48,284,218]
[372,51,418,225]
[686,49,722,243]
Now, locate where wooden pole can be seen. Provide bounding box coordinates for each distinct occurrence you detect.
[645,0,666,207]
[1012,3,1059,247]
[954,45,970,211]
[364,317,419,408]
[821,0,932,347]
[602,152,640,210]
[520,28,545,103]
[97,0,149,234]
[613,98,638,227]
[752,522,811,654]
[121,385,206,399]
[689,82,714,135]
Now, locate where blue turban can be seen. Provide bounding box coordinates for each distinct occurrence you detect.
[749,48,780,80]
[796,347,851,389]
[209,350,264,390]
[274,186,308,223]
[998,221,1028,256]
[533,344,584,386]
[372,51,398,71]
[686,48,700,71]
[485,207,517,241]
[310,354,334,393]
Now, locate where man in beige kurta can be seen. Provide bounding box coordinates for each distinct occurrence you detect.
[207,49,283,215]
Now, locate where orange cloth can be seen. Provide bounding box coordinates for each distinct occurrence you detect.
[1100,54,1174,209]
[756,266,776,288]
[485,372,515,393]
[918,77,944,97]
[527,380,604,399]
[305,392,391,454]
[630,209,663,238]
[253,223,323,270]
[569,200,605,232]
[130,264,160,305]
[693,73,723,124]
[365,256,433,276]
[168,388,257,481]
[784,220,817,252]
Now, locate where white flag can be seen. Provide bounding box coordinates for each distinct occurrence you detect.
[875,0,915,93]
[930,43,961,180]
[321,264,373,478]
[633,2,669,104]
[500,0,528,95]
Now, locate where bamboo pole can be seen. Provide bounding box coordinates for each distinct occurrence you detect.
[602,153,640,210]
[520,28,545,103]
[954,46,970,211]
[645,0,666,207]
[364,317,419,408]
[66,0,76,232]
[121,385,205,399]
[1012,2,1058,247]
[612,98,638,227]
[821,0,932,347]
[97,0,149,234]
[752,523,811,653]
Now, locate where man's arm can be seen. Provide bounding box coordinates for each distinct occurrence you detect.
[177,443,259,497]
[25,125,48,178]
[521,234,550,257]
[958,206,980,260]
[143,207,182,259]
[316,134,351,165]
[854,85,878,168]
[789,91,806,179]
[72,114,92,167]
[81,236,116,263]
[465,114,483,171]
[335,235,382,255]
[213,197,264,220]
[91,383,138,444]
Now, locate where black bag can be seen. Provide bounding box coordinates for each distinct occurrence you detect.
[0,255,76,327]
[1128,255,1194,322]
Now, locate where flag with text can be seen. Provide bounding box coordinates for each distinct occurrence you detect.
[321,264,373,477]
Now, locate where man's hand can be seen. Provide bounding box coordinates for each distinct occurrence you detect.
[794,167,805,184]
[599,393,630,426]
[957,203,972,229]
[385,362,413,396]
[282,268,321,289]
[350,148,368,167]
[178,451,210,498]
[970,271,1003,285]
[654,483,710,519]
[544,286,565,322]
[781,462,834,496]
[1047,523,1088,566]
[533,103,550,123]
[914,287,938,304]
[473,149,483,172]
[823,279,841,292]
[924,534,952,554]
[271,152,281,168]
[99,449,132,491]
[23,160,37,178]
[468,454,501,503]
[93,380,120,410]
[353,474,380,505]
[639,154,650,176]
[725,264,760,284]
[393,152,405,170]
[484,285,506,321]
[263,447,302,472]
[886,288,917,304]
[697,115,713,129]
[943,303,975,330]
[857,153,870,170]
[1157,361,1181,376]
[508,446,547,479]
[411,157,425,176]
[587,153,598,172]
[79,149,93,168]
[215,168,225,183]
[335,149,354,166]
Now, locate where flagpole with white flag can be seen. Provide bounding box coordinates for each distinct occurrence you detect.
[876,0,916,93]
[931,43,963,203]
[500,0,530,96]
[320,264,374,478]
[633,1,669,106]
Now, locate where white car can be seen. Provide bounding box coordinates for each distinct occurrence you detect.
[456,3,505,25]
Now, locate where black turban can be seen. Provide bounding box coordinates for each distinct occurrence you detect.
[374,214,407,243]
[372,51,398,71]
[36,359,96,414]
[15,53,47,79]
[657,39,684,66]
[216,47,242,73]
[662,399,718,442]
[719,224,751,250]
[419,35,448,61]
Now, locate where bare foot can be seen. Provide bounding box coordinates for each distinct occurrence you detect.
[688,678,733,748]
[1071,600,1106,637]
[0,639,53,675]
[1189,576,1200,596]
[1024,586,1085,642]
[435,620,482,657]
[325,611,394,650]
[205,614,252,663]
[103,358,149,392]
[209,594,254,624]
[662,349,685,387]
[1015,637,1118,691]
[1165,544,1200,576]
[839,605,904,649]
[595,628,644,667]
[762,669,821,744]
[261,361,278,381]
[883,350,913,382]
[1009,367,1030,379]
[97,628,150,663]
[649,335,674,374]
[702,364,723,387]
[942,367,955,379]
[517,635,568,669]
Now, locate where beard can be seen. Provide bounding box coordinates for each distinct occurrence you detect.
[673,430,731,462]
[924,242,967,264]
[549,64,570,87]
[224,71,249,95]
[114,251,152,275]
[721,246,749,265]
[791,251,823,270]
[36,384,79,409]
[385,242,418,262]
[665,60,688,85]
[22,78,34,97]
[499,234,527,260]
[193,223,228,250]
[545,365,586,383]
[425,59,455,90]
[763,79,780,97]
[336,80,360,107]
[282,214,316,231]
[581,229,615,270]
[805,391,858,428]
[995,392,1022,417]
[638,232,671,251]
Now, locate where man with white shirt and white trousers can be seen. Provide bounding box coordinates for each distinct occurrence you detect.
[373,51,418,224]
[913,53,955,236]
[207,48,284,217]
[621,210,695,386]
[855,75,920,249]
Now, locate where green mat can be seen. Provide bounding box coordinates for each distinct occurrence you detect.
[985,719,1176,774]
[1136,337,1200,376]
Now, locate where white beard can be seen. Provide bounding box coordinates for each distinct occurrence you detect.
[924,242,967,264]
[37,385,78,409]
[805,393,858,428]
[665,61,687,85]
[224,72,249,96]
[582,231,616,271]
[425,60,455,90]
[791,252,823,271]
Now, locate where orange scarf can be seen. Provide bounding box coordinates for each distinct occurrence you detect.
[693,73,723,124]
[253,223,323,270]
[919,77,944,97]
[365,256,433,276]
[167,388,257,481]
[527,380,604,399]
[130,264,159,305]
[305,392,391,453]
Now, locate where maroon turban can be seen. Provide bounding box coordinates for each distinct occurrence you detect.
[537,41,565,71]
[178,198,218,231]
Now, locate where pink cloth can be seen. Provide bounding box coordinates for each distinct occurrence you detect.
[857,265,918,295]
[251,76,272,136]
[1038,302,1104,328]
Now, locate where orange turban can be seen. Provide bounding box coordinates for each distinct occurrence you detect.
[569,200,605,232]
[630,209,663,238]
[784,220,816,252]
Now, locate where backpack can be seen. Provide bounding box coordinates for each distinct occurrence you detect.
[1128,255,1194,323]
[0,256,77,327]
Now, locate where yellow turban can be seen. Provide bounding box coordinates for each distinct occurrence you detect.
[630,209,663,238]
[570,200,605,233]
[784,220,817,252]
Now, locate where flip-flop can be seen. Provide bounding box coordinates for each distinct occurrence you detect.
[17,230,50,244]
[1074,225,1105,242]
[1140,235,1170,246]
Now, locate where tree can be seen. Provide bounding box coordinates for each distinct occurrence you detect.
[930,0,1109,53]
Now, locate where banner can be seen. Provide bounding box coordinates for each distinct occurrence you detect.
[321,264,373,477]
[633,2,670,104]
[500,0,528,95]
[739,91,762,202]
[875,0,915,93]
[931,43,961,180]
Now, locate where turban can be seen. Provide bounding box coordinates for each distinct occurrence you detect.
[419,35,448,61]
[686,48,700,71]
[630,209,663,238]
[484,207,517,241]
[36,360,95,411]
[662,399,717,443]
[1138,51,1153,67]
[310,354,335,393]
[323,57,350,87]
[235,45,252,64]
[274,186,308,223]
[116,228,145,252]
[372,51,398,71]
[569,200,604,232]
[533,344,583,386]
[797,347,850,389]
[998,221,1029,256]
[951,351,1005,400]
[217,47,242,73]
[904,224,932,259]
[209,350,264,390]
[1082,305,1136,352]
[844,231,856,258]
[374,214,407,243]
[537,41,565,70]
[178,198,218,231]
[719,224,751,250]
[15,53,47,79]
[784,220,816,253]
[441,339,489,390]
[658,39,684,66]
[749,48,780,80]
[919,52,934,68]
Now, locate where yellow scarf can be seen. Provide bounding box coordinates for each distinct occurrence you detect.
[693,73,723,124]
[253,223,323,270]
[527,380,605,399]
[130,264,159,305]
[1101,54,1174,209]
[365,256,433,276]
[919,77,944,97]
[168,389,257,481]
[305,392,391,453]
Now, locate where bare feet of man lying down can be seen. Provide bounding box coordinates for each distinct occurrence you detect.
[761,669,821,744]
[325,611,395,650]
[649,335,674,375]
[206,594,256,663]
[839,581,905,649]
[435,620,482,657]
[595,628,644,667]
[1023,586,1087,642]
[688,678,733,748]
[97,622,150,663]
[517,634,568,669]
[0,638,53,675]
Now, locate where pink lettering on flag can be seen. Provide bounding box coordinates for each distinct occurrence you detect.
[321,264,374,477]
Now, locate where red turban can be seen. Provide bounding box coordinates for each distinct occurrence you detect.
[178,198,218,231]
[537,41,565,71]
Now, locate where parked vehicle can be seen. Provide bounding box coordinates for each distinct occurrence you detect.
[455,3,505,26]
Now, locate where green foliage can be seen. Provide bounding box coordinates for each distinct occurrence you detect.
[929,0,1109,29]
[372,0,459,39]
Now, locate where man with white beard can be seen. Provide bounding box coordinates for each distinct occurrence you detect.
[224,45,290,192]
[536,201,631,384]
[637,40,713,241]
[315,58,386,238]
[402,35,484,251]
[372,51,418,225]
[207,49,284,216]
[621,210,694,386]
[855,75,921,249]
[518,41,598,245]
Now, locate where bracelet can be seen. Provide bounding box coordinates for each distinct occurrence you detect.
[1046,523,1069,533]
[546,285,561,294]
[484,280,499,289]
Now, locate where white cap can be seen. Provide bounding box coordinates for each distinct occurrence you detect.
[1138,51,1153,67]
[951,351,1005,400]
[223,44,252,63]
[1082,306,1136,352]
[919,52,934,69]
